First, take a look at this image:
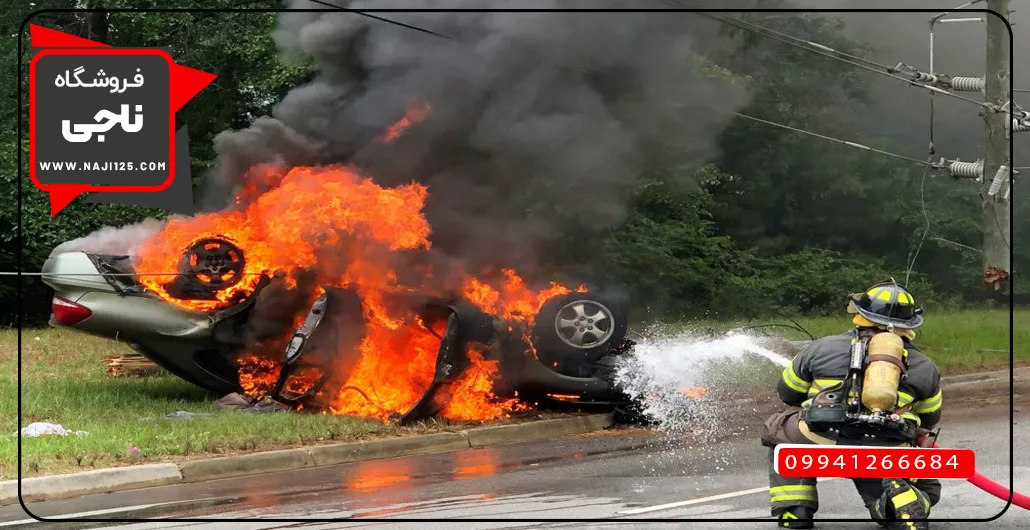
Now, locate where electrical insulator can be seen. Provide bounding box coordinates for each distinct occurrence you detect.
[988,165,1010,197]
[950,76,986,92]
[1013,119,1030,132]
[949,160,984,180]
[910,71,938,83]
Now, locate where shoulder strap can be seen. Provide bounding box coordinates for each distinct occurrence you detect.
[865,354,908,375]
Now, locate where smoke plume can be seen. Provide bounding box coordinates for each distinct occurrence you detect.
[52,218,170,256]
[204,1,753,279]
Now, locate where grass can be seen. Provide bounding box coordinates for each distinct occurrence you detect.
[0,328,551,480]
[1,308,1022,479]
[652,308,1025,375]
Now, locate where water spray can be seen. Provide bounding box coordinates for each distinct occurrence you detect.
[738,336,1030,511]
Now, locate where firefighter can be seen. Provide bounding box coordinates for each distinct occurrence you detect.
[760,280,943,530]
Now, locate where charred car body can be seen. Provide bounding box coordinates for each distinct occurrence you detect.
[41,237,639,423]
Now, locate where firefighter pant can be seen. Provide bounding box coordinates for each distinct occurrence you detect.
[760,406,942,516]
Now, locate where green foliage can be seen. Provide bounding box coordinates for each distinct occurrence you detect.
[0,1,313,326]
[0,7,1017,327]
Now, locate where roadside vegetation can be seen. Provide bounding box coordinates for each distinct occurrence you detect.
[3,307,1021,479]
[3,4,1026,331]
[663,308,1025,374]
[0,328,556,480]
[0,4,1025,480]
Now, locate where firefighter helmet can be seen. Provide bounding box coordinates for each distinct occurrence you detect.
[848,279,924,330]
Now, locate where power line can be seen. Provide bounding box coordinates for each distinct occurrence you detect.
[905,160,935,286]
[932,237,982,254]
[713,108,941,168]
[303,0,455,40]
[698,10,893,70]
[694,11,1001,113]
[275,2,949,172]
[294,2,943,170]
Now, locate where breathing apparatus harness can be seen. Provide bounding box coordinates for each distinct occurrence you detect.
[800,326,921,445]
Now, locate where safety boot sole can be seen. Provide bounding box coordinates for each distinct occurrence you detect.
[882,479,929,530]
[777,506,815,528]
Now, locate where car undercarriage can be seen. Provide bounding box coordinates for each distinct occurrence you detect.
[43,236,641,425]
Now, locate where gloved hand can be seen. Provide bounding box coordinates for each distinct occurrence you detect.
[915,427,939,448]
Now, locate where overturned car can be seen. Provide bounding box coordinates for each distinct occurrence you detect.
[41,235,639,424]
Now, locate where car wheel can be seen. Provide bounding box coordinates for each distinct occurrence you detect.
[178,236,246,292]
[531,292,628,367]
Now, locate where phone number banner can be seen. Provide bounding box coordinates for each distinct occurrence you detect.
[774,444,976,480]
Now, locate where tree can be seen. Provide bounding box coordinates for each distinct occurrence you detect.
[0,1,312,326]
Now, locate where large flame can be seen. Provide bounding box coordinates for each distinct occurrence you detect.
[132,155,581,422]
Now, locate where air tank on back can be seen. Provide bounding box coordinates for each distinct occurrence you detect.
[861,332,905,412]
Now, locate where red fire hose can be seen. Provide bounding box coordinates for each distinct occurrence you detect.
[924,441,1030,509]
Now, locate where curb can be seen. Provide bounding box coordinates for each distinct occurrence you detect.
[0,465,182,507]
[2,413,614,506]
[4,368,1024,506]
[941,366,1030,388]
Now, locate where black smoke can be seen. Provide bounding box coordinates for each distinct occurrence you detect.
[202,1,754,282]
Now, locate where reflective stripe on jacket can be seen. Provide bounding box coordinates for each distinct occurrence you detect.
[777,329,942,430]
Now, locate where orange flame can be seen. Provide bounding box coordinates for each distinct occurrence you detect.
[132,161,580,423]
[461,270,587,356]
[681,386,707,398]
[237,353,281,398]
[436,344,528,420]
[380,101,431,142]
[134,164,432,312]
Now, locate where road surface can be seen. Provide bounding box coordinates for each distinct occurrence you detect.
[3,392,1026,529]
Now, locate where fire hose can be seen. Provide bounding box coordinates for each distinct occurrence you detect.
[917,435,1030,510]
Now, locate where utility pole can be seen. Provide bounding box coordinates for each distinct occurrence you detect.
[982,0,1011,291]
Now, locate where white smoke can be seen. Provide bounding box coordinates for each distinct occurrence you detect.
[51,218,172,257]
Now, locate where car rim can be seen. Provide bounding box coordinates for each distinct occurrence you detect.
[181,238,245,288]
[554,300,615,349]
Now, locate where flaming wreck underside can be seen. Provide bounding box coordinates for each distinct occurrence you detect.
[79,241,636,425]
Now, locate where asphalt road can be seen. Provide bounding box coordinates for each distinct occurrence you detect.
[4,392,1026,529]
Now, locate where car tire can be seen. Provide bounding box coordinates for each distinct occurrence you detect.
[531,292,628,367]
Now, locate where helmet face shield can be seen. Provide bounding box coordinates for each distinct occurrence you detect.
[849,281,924,329]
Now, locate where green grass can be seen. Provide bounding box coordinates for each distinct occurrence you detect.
[1,308,1021,479]
[0,328,542,480]
[654,308,1025,374]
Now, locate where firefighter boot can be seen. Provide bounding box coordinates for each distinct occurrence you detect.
[869,479,931,530]
[777,506,814,528]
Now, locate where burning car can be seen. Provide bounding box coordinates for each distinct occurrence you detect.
[41,165,640,425]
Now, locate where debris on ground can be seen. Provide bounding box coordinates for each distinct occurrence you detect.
[19,422,88,437]
[238,398,291,413]
[215,392,255,411]
[104,353,164,377]
[163,411,215,419]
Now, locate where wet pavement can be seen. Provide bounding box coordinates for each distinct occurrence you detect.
[3,391,1027,529]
